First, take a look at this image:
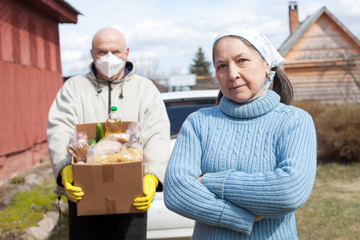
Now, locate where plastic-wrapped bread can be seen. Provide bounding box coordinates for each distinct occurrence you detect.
[102,132,130,143]
[86,139,143,164]
[94,146,143,164]
[67,132,90,163]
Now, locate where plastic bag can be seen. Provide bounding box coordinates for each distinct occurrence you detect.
[126,122,142,148]
[66,132,90,163]
[86,122,143,164]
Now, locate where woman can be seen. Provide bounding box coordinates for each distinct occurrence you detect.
[164,24,317,239]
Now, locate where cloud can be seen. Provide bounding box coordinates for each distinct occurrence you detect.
[338,0,360,15]
[62,57,92,76]
[61,50,86,62]
[59,0,360,77]
[121,19,202,51]
[60,34,91,49]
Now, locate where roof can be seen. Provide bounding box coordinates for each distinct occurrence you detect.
[278,6,360,57]
[21,0,81,23]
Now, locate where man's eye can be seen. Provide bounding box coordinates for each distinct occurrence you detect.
[217,64,226,70]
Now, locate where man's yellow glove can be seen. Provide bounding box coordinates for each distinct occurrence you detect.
[60,165,84,202]
[133,174,158,211]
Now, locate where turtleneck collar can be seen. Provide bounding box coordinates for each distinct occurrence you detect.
[219,90,280,119]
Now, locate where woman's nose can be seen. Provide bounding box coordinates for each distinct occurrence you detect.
[228,63,240,81]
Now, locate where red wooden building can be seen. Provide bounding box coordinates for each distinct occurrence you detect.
[0,0,79,182]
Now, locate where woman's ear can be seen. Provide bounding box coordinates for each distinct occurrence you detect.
[265,63,270,77]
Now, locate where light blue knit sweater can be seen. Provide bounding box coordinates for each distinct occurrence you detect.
[164,90,317,240]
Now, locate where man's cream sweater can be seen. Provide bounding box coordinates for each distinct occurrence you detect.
[47,62,170,196]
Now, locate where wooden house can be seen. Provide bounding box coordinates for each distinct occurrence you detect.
[0,0,79,182]
[279,2,360,104]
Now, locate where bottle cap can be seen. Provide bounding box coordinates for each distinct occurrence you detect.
[111,106,117,111]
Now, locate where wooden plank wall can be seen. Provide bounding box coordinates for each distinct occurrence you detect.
[285,64,360,104]
[0,0,63,180]
[283,13,360,104]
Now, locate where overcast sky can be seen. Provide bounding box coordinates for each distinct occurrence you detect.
[59,0,360,78]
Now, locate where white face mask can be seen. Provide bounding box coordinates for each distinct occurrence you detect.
[95,51,125,78]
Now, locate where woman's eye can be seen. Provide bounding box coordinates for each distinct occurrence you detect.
[238,58,247,63]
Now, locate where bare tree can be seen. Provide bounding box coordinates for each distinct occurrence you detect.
[337,53,360,103]
[130,55,160,79]
[341,55,360,89]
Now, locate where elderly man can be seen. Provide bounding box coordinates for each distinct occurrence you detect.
[47,27,170,239]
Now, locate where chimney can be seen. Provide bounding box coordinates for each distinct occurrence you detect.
[289,1,299,33]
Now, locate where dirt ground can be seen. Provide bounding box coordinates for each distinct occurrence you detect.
[0,160,53,210]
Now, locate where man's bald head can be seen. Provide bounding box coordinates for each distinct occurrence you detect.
[90,27,129,81]
[91,27,127,50]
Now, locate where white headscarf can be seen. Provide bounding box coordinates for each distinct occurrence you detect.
[213,24,285,90]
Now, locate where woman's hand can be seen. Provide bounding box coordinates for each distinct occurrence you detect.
[255,216,264,222]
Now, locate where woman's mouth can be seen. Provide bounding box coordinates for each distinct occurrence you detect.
[230,84,245,90]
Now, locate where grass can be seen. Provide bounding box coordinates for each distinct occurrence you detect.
[0,176,58,234]
[296,163,360,240]
[1,163,359,240]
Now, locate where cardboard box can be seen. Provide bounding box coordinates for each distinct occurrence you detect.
[72,122,143,216]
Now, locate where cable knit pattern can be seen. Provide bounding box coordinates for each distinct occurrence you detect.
[164,90,317,239]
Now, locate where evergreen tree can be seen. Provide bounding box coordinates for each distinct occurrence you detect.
[189,47,211,76]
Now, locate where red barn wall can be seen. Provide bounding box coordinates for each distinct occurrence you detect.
[0,0,64,181]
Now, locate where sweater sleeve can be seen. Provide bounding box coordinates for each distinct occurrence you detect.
[140,82,170,187]
[164,113,256,235]
[201,109,317,218]
[46,79,80,190]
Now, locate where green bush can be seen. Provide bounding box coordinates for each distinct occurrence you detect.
[293,101,360,164]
